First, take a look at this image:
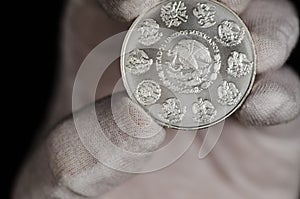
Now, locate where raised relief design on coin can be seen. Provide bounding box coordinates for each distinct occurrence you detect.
[193,3,216,28]
[192,98,217,123]
[135,80,161,106]
[161,1,188,27]
[218,81,242,106]
[165,39,213,91]
[227,51,253,78]
[138,18,163,46]
[217,20,245,46]
[126,49,153,75]
[159,98,186,124]
[156,30,221,94]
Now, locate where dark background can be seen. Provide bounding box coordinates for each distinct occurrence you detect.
[2,0,300,198]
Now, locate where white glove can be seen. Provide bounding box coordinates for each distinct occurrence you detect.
[13,0,300,198]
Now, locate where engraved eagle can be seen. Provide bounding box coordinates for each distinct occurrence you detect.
[166,39,213,87]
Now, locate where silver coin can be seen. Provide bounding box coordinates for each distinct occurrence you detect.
[121,0,256,130]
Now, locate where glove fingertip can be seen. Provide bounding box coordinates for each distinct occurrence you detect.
[218,0,251,14]
[98,0,162,22]
[236,68,300,126]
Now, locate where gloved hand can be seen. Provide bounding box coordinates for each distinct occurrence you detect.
[13,0,300,198]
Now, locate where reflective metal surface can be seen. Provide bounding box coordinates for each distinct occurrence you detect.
[121,0,256,130]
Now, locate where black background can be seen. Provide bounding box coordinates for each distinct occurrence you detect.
[2,0,300,198]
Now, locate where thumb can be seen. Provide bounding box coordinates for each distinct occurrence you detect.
[13,93,165,199]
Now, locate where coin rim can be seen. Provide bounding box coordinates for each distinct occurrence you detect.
[120,0,257,130]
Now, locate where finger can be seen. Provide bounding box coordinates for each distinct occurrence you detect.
[241,0,299,73]
[218,0,251,14]
[236,67,300,126]
[13,93,165,199]
[46,0,130,129]
[98,0,163,22]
